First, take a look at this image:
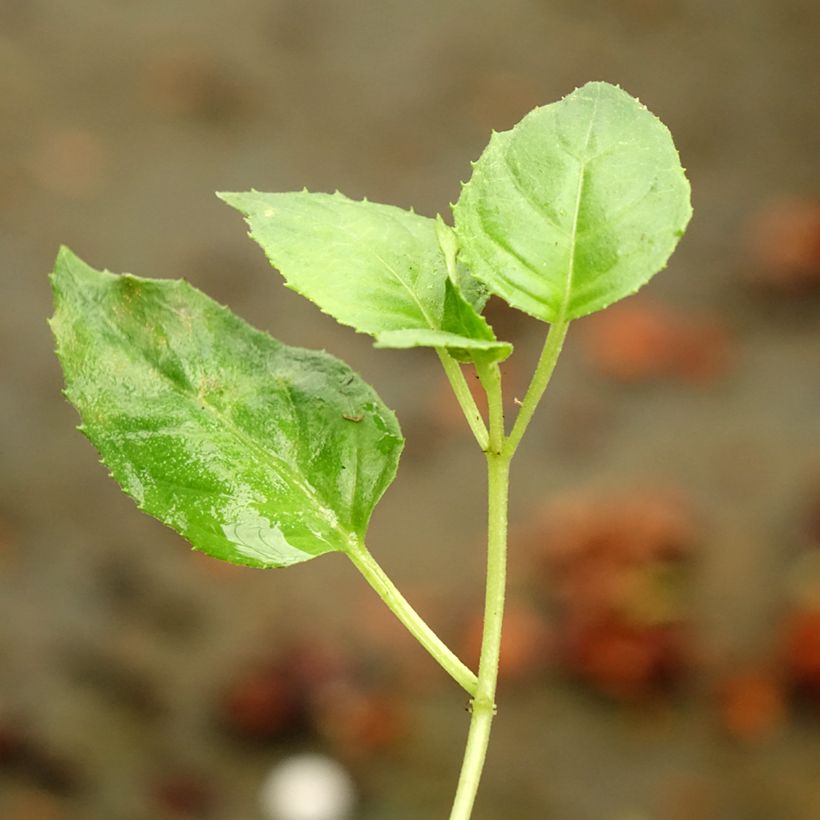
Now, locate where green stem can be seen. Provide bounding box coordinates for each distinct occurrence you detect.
[357,321,567,816]
[503,318,570,459]
[476,360,504,453]
[449,373,510,820]
[348,539,478,696]
[436,349,489,451]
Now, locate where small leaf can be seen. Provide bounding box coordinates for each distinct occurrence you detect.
[376,279,511,362]
[220,190,510,361]
[453,81,692,322]
[435,215,489,313]
[50,248,404,569]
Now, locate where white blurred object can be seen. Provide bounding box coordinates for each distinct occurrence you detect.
[259,753,357,820]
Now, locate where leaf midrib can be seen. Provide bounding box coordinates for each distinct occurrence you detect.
[560,86,601,321]
[368,246,439,330]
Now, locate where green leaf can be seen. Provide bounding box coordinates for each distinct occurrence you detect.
[50,248,404,569]
[453,81,692,322]
[220,190,511,361]
[375,280,501,362]
[435,216,490,313]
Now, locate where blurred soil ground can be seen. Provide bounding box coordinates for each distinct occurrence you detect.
[1,1,819,818]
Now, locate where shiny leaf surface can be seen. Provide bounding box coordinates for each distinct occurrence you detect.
[453,81,692,322]
[50,248,403,568]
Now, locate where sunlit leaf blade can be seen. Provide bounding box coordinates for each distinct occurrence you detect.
[220,190,511,361]
[453,81,692,322]
[50,248,404,568]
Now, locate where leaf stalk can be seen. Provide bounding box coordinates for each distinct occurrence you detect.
[436,349,490,450]
[347,539,478,696]
[503,318,569,458]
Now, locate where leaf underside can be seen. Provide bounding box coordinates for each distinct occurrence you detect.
[50,248,404,569]
[453,81,692,323]
[220,190,512,362]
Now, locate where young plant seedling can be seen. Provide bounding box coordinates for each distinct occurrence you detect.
[50,82,691,819]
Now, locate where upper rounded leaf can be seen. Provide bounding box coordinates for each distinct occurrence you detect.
[453,82,692,322]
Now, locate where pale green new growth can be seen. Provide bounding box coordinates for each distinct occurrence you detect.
[219,190,511,362]
[50,81,691,820]
[453,82,691,322]
[436,216,490,313]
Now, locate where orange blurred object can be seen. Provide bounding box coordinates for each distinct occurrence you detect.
[532,488,695,570]
[527,488,696,699]
[717,668,786,742]
[565,620,691,701]
[747,198,820,291]
[580,300,731,384]
[781,608,820,700]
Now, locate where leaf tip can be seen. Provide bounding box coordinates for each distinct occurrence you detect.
[216,191,249,214]
[55,244,76,264]
[52,245,79,284]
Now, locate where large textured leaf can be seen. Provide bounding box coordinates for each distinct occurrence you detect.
[220,190,511,361]
[50,248,403,568]
[453,81,692,322]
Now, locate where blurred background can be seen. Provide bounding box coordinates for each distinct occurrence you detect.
[1,1,819,818]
